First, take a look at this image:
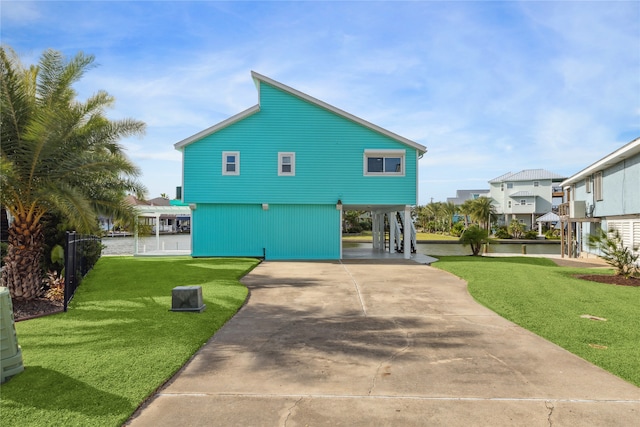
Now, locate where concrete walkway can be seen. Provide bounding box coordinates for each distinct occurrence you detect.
[127,260,639,426]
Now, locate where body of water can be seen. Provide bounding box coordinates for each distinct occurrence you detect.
[345,241,561,257]
[104,235,560,257]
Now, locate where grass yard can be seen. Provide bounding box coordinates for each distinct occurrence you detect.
[434,256,640,387]
[1,256,259,427]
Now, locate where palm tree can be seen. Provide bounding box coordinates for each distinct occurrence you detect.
[468,197,497,231]
[441,201,457,232]
[1,47,146,300]
[458,199,473,228]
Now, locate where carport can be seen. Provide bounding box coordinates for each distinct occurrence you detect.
[341,204,416,260]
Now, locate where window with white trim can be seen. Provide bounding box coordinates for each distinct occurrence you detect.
[364,150,405,176]
[507,183,513,189]
[508,201,512,208]
[278,152,295,176]
[533,181,539,187]
[222,151,239,175]
[520,199,526,206]
[594,171,603,201]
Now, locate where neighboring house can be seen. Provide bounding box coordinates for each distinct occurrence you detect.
[175,71,427,260]
[446,189,489,205]
[447,189,490,224]
[102,195,190,235]
[560,137,640,259]
[488,169,566,229]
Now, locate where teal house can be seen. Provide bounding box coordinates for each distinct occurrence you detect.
[175,72,427,260]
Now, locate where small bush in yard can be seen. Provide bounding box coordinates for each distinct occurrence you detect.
[588,228,639,278]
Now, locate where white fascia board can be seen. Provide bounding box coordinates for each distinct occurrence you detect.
[174,105,260,150]
[251,71,427,155]
[561,137,640,188]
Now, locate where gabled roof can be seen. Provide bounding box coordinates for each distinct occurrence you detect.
[536,212,559,222]
[175,72,427,155]
[509,191,535,197]
[489,169,566,183]
[561,137,640,188]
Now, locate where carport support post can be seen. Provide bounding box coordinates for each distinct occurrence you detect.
[404,205,411,259]
[389,212,396,253]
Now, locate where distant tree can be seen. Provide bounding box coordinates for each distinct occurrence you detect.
[441,201,457,231]
[458,199,472,228]
[0,47,146,300]
[508,220,525,239]
[588,228,639,278]
[459,225,489,256]
[160,193,169,199]
[468,197,496,231]
[343,210,365,233]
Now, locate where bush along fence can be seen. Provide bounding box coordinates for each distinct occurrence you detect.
[64,231,102,311]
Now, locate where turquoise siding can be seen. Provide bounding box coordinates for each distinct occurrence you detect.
[192,204,340,259]
[183,82,418,206]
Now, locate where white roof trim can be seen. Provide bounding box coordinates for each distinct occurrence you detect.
[561,137,640,188]
[174,105,260,150]
[251,71,426,154]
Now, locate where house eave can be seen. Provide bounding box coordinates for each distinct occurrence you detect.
[561,136,640,188]
[174,104,261,150]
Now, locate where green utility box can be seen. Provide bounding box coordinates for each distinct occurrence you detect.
[1,287,24,383]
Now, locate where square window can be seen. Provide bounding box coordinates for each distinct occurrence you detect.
[367,157,384,172]
[533,181,539,187]
[278,152,295,176]
[222,151,239,175]
[520,199,526,205]
[507,183,513,189]
[364,150,405,176]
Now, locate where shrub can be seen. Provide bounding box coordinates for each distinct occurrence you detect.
[508,220,525,239]
[545,228,560,240]
[523,230,538,240]
[494,226,511,239]
[459,225,489,256]
[450,221,465,237]
[588,228,639,278]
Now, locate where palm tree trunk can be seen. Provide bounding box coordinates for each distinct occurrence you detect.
[1,213,44,300]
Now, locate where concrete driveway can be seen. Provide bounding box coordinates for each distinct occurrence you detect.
[128,260,639,426]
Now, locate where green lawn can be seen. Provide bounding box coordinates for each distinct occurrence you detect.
[1,256,259,427]
[434,256,640,387]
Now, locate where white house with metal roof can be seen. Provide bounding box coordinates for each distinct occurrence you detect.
[489,169,566,229]
[559,137,640,259]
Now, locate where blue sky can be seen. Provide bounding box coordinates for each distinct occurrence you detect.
[2,1,639,204]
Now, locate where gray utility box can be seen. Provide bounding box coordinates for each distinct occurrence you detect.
[171,286,206,312]
[1,287,24,383]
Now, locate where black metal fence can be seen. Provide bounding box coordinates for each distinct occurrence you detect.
[64,231,102,311]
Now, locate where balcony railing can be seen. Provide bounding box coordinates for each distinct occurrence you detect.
[558,202,570,217]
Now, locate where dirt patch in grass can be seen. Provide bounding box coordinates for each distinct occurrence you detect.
[575,274,640,287]
[12,298,63,321]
